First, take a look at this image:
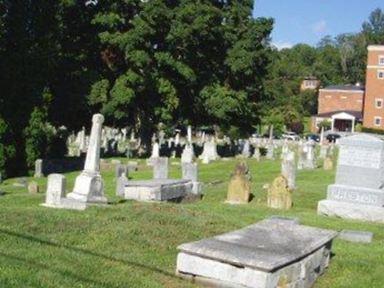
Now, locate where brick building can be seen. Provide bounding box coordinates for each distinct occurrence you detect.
[312,45,384,133]
[363,45,384,129]
[313,85,364,133]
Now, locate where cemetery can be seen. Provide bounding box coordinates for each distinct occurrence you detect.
[0,1,383,288]
[1,119,384,287]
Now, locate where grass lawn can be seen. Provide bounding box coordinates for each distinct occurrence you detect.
[0,158,383,288]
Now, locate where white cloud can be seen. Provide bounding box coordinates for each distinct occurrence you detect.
[312,20,327,34]
[272,41,293,50]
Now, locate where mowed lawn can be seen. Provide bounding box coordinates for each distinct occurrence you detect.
[0,158,383,288]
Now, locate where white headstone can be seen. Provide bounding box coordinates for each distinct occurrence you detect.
[44,174,66,207]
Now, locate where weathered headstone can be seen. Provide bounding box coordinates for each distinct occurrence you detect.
[318,134,384,223]
[34,159,43,178]
[181,144,195,164]
[66,114,107,204]
[265,143,274,160]
[43,174,66,207]
[253,146,260,161]
[115,164,128,178]
[116,175,129,197]
[323,157,333,170]
[182,162,201,195]
[267,175,292,210]
[226,162,251,204]
[28,181,39,194]
[153,157,169,179]
[303,141,316,169]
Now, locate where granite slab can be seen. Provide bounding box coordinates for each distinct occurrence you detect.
[177,219,337,272]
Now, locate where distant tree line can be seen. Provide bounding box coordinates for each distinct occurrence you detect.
[264,8,384,135]
[0,1,383,178]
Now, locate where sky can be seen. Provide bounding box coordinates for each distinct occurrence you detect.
[253,0,384,49]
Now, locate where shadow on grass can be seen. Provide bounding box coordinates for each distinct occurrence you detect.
[0,228,177,280]
[0,251,121,288]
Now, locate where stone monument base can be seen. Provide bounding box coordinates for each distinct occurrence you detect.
[40,198,88,211]
[66,172,107,204]
[176,219,337,288]
[318,200,384,223]
[124,179,193,202]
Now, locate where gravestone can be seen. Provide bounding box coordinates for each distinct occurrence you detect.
[253,146,260,161]
[319,144,328,159]
[265,143,274,160]
[241,140,251,158]
[153,157,169,179]
[281,150,296,190]
[303,141,316,169]
[151,142,160,158]
[28,181,39,194]
[182,162,201,195]
[267,175,292,210]
[338,230,373,243]
[116,175,129,197]
[34,159,43,178]
[176,218,337,288]
[226,162,251,204]
[297,144,305,170]
[115,164,128,178]
[66,114,107,205]
[323,157,333,170]
[43,174,66,207]
[318,134,384,223]
[181,144,195,164]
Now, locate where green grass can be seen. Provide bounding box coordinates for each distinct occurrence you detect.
[0,158,383,288]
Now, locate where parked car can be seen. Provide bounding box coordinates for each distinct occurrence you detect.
[326,133,341,143]
[282,132,300,141]
[306,134,320,142]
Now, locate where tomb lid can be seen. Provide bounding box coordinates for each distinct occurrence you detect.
[177,219,337,272]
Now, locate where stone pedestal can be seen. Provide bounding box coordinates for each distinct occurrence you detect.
[124,179,192,202]
[67,114,107,205]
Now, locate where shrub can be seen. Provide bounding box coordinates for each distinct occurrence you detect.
[0,117,16,178]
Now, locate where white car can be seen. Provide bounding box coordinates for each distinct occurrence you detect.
[282,132,300,141]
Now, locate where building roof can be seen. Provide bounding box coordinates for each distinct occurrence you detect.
[321,85,365,92]
[317,110,363,120]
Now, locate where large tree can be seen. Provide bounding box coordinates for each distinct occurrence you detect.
[89,0,273,145]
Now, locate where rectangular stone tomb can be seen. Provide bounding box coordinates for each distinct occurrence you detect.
[124,179,192,202]
[176,219,337,288]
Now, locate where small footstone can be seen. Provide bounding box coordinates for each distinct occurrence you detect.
[338,230,373,243]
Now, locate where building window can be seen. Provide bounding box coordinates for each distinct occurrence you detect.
[378,70,384,79]
[376,98,383,109]
[379,55,384,66]
[374,117,382,127]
